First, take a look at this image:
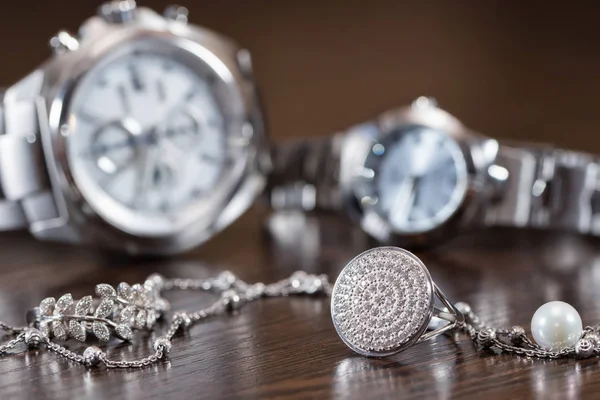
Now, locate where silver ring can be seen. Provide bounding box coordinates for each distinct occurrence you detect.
[330,247,463,357]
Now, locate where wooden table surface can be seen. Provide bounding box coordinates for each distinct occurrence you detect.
[2,210,600,400]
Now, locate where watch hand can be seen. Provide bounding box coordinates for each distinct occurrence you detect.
[410,133,439,176]
[411,178,424,219]
[87,119,146,158]
[133,143,159,208]
[89,124,182,158]
[157,136,184,176]
[89,137,137,157]
[390,177,417,223]
[117,85,131,113]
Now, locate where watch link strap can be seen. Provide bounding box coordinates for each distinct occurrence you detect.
[270,134,600,238]
[483,144,600,236]
[0,92,54,231]
[268,135,343,212]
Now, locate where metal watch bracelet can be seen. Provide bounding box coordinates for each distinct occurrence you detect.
[268,133,600,237]
[0,92,58,232]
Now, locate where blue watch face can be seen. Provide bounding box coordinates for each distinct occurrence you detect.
[362,125,468,234]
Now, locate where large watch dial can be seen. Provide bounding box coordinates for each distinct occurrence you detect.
[67,49,234,237]
[363,125,468,234]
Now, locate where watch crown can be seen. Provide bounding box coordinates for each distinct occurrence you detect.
[49,31,79,55]
[163,5,189,23]
[412,96,438,109]
[236,49,254,79]
[98,0,137,23]
[487,164,510,201]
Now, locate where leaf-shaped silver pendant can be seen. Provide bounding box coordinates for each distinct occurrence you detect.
[131,284,146,305]
[94,299,114,318]
[39,297,56,316]
[95,284,117,300]
[118,305,136,324]
[117,282,133,301]
[92,322,110,342]
[134,310,147,329]
[52,321,68,341]
[40,322,51,337]
[115,324,133,341]
[69,320,86,342]
[75,295,93,316]
[54,294,74,315]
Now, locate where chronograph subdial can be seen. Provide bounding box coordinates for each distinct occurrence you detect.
[158,106,203,151]
[89,119,139,177]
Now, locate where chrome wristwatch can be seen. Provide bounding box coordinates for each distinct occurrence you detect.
[268,97,600,247]
[0,1,268,254]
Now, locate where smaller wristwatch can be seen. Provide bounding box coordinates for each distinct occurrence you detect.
[268,97,600,247]
[0,1,269,254]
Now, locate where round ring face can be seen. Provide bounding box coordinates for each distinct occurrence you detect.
[331,247,434,356]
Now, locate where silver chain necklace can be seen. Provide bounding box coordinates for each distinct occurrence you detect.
[0,271,331,368]
[1,248,598,369]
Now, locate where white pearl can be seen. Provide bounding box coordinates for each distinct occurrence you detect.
[530,301,583,351]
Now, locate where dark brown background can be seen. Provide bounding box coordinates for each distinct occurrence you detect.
[1,1,600,399]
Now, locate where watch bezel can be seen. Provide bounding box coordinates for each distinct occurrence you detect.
[38,18,267,254]
[339,103,497,247]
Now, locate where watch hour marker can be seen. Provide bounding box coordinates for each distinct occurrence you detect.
[128,64,143,91]
[118,85,131,113]
[361,196,378,206]
[97,156,117,174]
[372,143,385,156]
[357,167,375,179]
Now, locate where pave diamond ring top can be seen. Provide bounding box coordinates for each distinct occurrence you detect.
[331,247,464,357]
